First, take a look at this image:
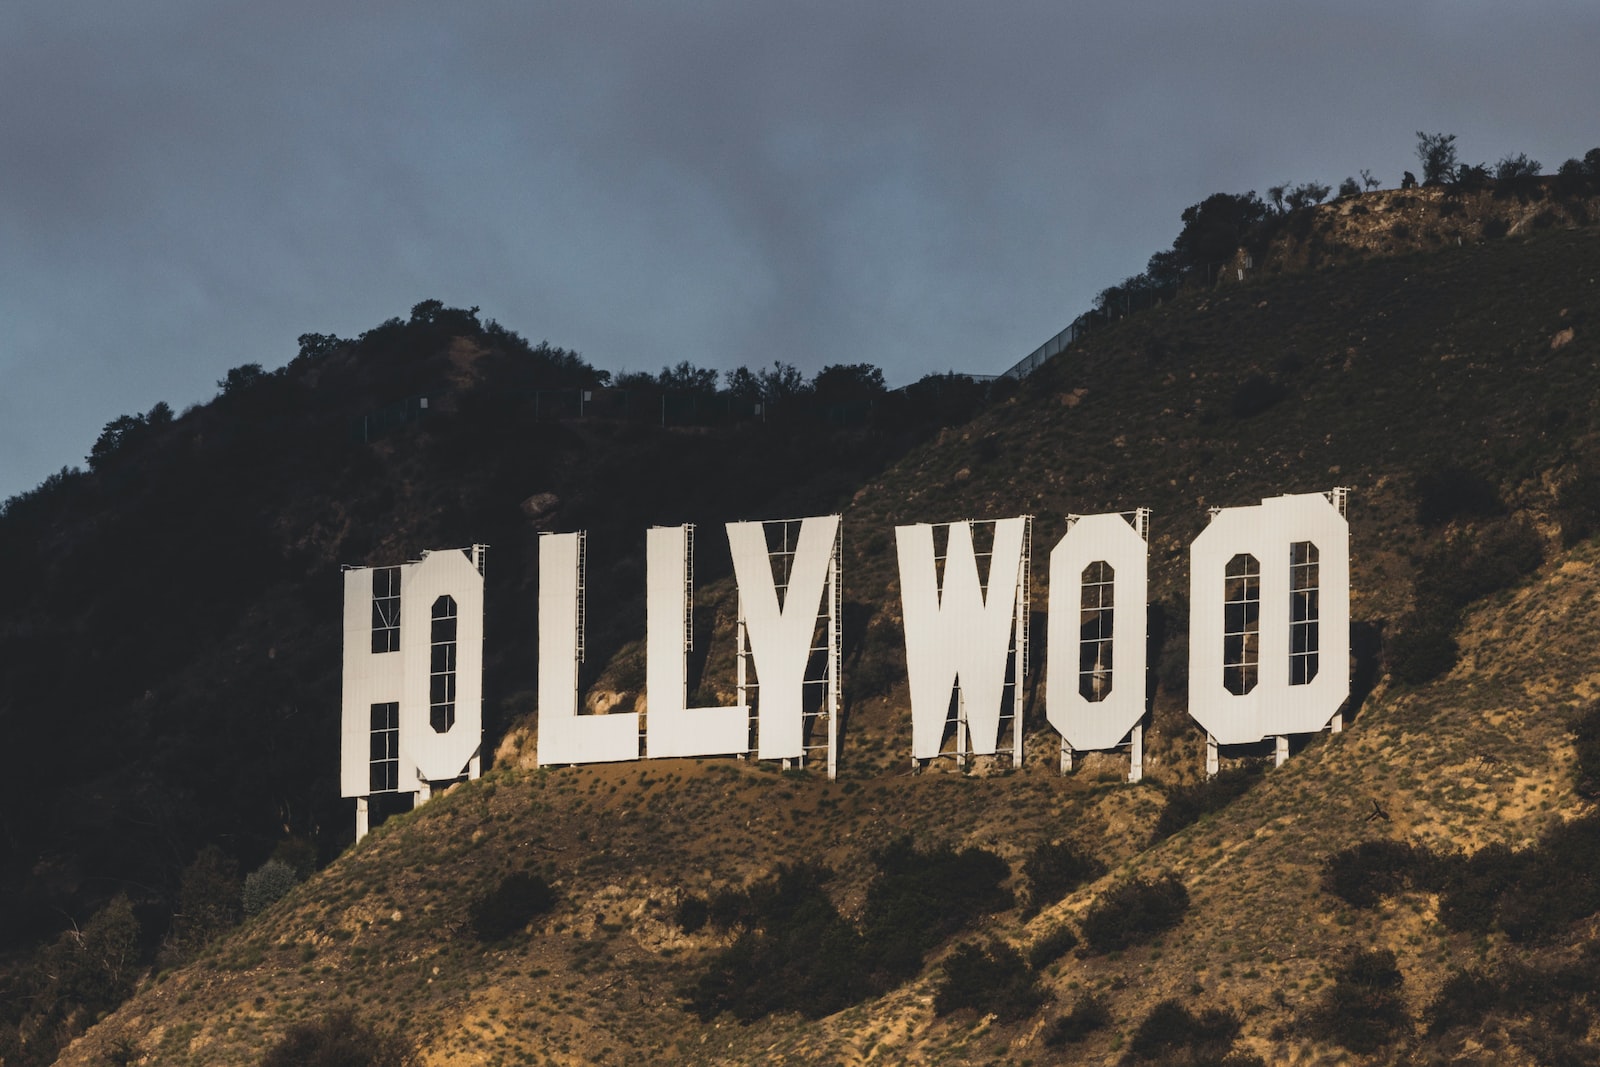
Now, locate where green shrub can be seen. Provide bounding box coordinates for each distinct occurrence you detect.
[1026,923,1079,970]
[1043,993,1111,1046]
[469,871,555,941]
[1079,874,1189,954]
[242,859,299,918]
[259,1008,415,1067]
[1022,840,1104,908]
[933,941,1047,1022]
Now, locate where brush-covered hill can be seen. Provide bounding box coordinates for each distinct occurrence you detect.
[14,196,1600,1065]
[0,305,995,1065]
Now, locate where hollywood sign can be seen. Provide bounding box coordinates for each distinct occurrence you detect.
[341,491,1348,838]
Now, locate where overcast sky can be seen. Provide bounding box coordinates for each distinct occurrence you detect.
[2,2,1597,500]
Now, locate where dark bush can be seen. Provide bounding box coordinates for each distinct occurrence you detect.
[1043,993,1111,1046]
[1494,152,1542,184]
[688,843,1014,1022]
[469,871,556,941]
[162,846,240,964]
[1026,923,1079,969]
[933,940,1048,1022]
[242,859,298,918]
[1150,765,1264,844]
[1416,467,1503,526]
[687,864,873,1022]
[707,886,751,931]
[1419,953,1600,1058]
[1425,968,1503,1034]
[1424,518,1543,613]
[1393,516,1545,685]
[1128,999,1255,1064]
[1427,812,1600,941]
[1573,702,1600,792]
[1304,949,1410,1054]
[259,1009,415,1067]
[1497,815,1600,943]
[1557,460,1600,546]
[1079,874,1189,954]
[1322,839,1440,908]
[675,894,709,934]
[1438,842,1520,933]
[1386,614,1459,685]
[1022,840,1105,908]
[1229,374,1287,419]
[861,838,1012,981]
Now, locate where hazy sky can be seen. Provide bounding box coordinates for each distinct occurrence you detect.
[3,2,1598,500]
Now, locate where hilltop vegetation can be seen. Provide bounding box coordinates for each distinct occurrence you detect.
[1,169,1599,1064]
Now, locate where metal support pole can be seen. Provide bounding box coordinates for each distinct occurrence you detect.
[827,537,840,780]
[956,689,967,770]
[355,797,369,842]
[1129,724,1144,783]
[1061,740,1073,775]
[736,600,750,755]
[1206,734,1219,778]
[1330,712,1343,734]
[1275,735,1289,767]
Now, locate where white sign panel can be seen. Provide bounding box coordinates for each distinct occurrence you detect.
[536,532,639,765]
[340,548,484,798]
[1046,512,1149,753]
[645,525,749,758]
[896,518,1028,760]
[727,514,840,761]
[1188,492,1350,746]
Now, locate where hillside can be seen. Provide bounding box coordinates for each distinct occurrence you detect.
[56,537,1600,1065]
[9,194,1600,1065]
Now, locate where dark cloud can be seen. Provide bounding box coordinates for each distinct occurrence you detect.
[3,1,1598,497]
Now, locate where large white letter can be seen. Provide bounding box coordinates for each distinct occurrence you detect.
[1046,511,1149,755]
[896,518,1029,761]
[727,515,841,762]
[1188,491,1350,748]
[399,548,485,783]
[646,525,748,758]
[340,564,415,799]
[536,532,640,765]
[341,547,485,838]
